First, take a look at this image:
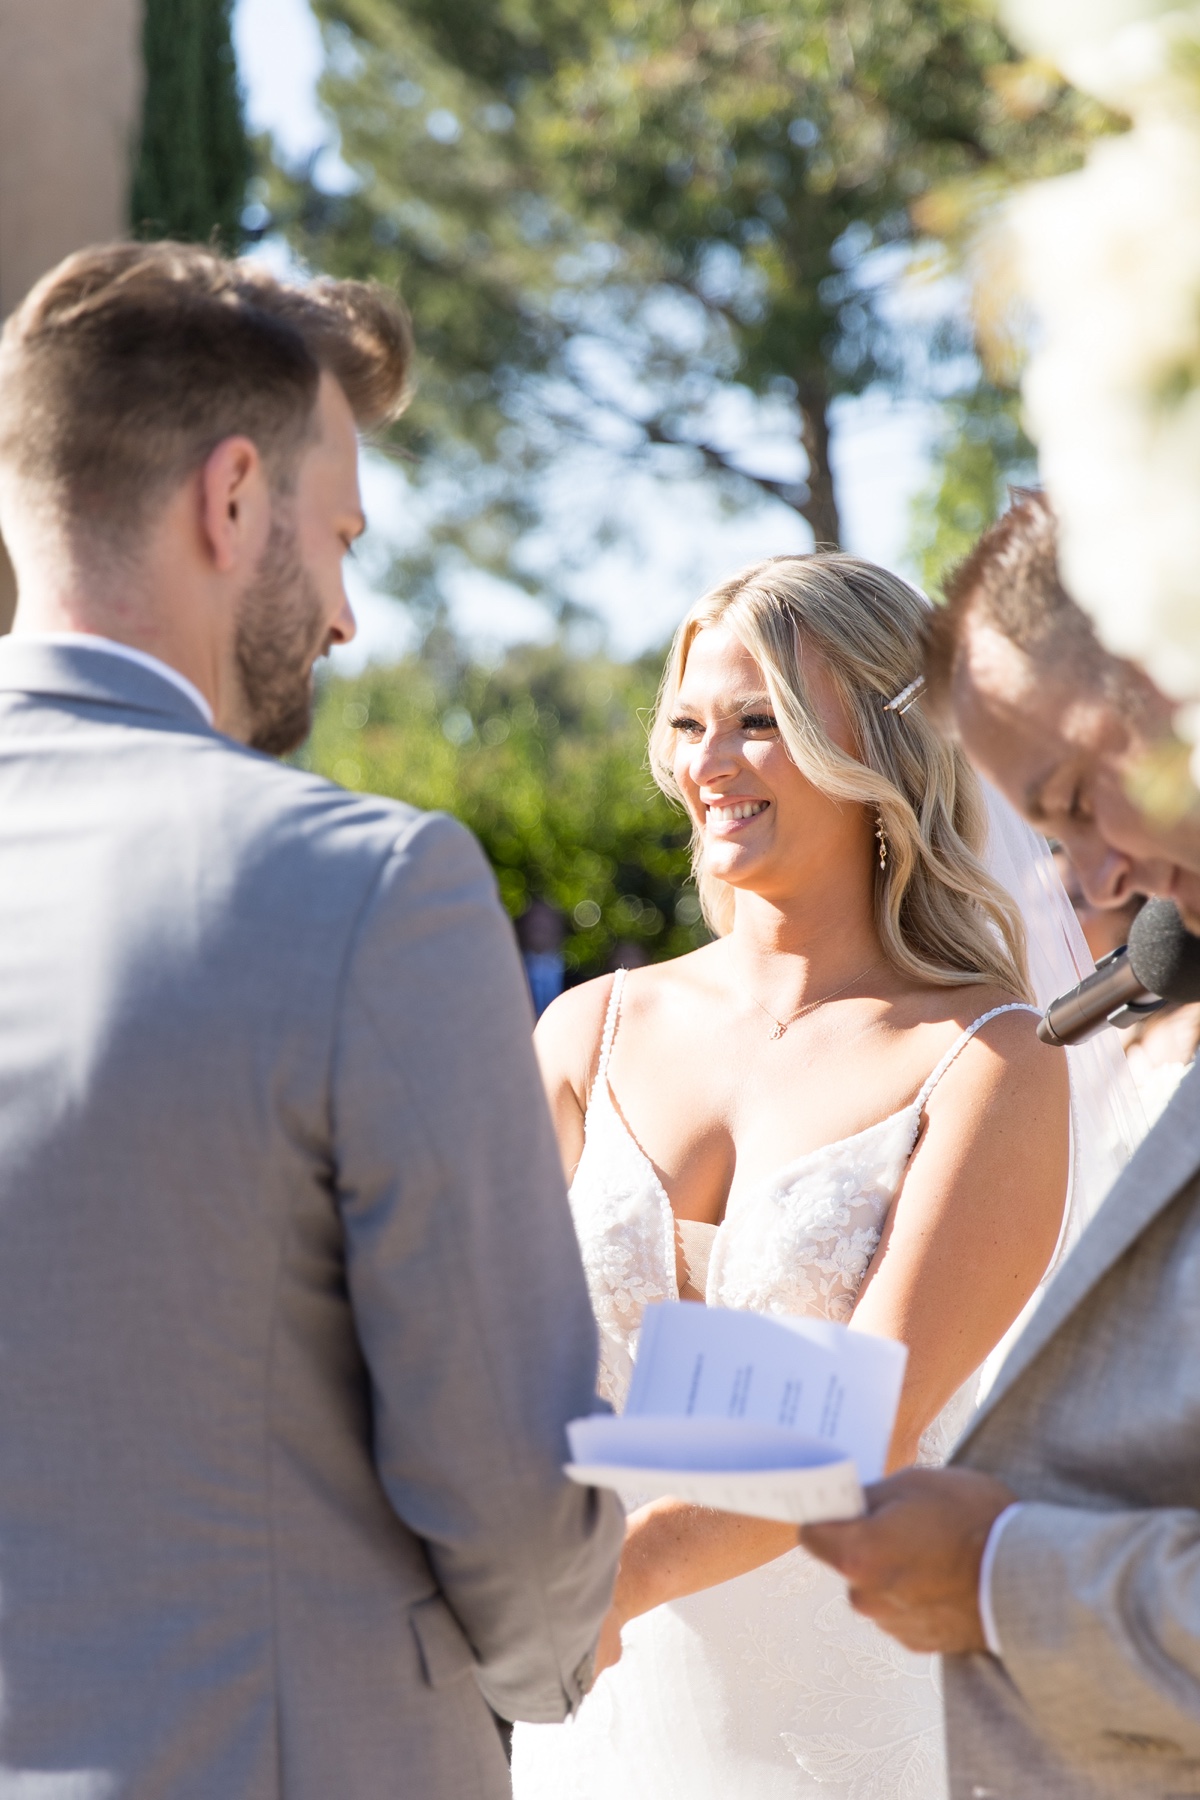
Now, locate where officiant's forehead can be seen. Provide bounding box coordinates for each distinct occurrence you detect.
[952,623,1129,810]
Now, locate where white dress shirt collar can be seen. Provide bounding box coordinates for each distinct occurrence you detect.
[978,1501,1024,1658]
[9,632,214,726]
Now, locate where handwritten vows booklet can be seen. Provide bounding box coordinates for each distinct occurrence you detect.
[565,1302,907,1524]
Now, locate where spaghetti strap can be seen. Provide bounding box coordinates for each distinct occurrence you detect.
[914,1002,1042,1114]
[596,968,627,1086]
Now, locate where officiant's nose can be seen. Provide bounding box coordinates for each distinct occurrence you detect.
[1065,837,1138,912]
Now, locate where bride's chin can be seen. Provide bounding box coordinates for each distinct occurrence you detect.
[701,849,762,888]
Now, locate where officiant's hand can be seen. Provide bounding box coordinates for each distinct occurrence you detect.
[798,1467,1016,1655]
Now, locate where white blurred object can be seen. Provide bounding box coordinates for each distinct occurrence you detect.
[1010,120,1200,726]
[992,0,1200,745]
[1002,0,1200,107]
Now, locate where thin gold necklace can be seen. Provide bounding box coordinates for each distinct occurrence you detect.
[740,960,877,1041]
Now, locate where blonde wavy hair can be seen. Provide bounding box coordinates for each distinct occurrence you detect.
[649,553,1031,1000]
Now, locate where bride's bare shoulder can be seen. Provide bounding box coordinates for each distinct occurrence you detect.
[534,948,718,1091]
[902,978,1063,1108]
[535,972,615,1067]
[893,976,1028,1035]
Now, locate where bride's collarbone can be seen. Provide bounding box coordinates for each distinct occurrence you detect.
[604,977,1021,1209]
[613,974,1014,1103]
[612,1020,928,1131]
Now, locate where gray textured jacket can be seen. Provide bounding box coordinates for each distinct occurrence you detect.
[0,641,622,1800]
[946,1061,1200,1798]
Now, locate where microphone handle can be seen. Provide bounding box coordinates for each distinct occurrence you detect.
[1037,950,1159,1047]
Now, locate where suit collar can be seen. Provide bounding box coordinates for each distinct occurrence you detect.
[957,1058,1200,1449]
[0,637,217,733]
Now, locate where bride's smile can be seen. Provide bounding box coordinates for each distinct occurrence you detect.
[703,799,770,829]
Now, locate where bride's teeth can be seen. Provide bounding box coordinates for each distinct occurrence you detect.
[709,802,766,822]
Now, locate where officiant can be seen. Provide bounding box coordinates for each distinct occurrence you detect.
[801,491,1200,1800]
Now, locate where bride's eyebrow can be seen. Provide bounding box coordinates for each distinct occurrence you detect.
[723,693,776,716]
[672,692,775,715]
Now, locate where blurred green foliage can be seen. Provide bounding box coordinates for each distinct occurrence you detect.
[300,635,708,973]
[132,0,252,248]
[269,0,1102,614]
[909,382,1035,593]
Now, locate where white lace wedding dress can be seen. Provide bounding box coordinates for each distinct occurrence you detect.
[511,971,1043,1800]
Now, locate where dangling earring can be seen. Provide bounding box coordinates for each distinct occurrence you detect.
[876,812,888,872]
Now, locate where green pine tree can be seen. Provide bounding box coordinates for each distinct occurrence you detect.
[131,0,252,249]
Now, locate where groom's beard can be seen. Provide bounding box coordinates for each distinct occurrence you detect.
[234,507,327,758]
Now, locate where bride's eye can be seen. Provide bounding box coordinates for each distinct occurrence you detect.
[741,713,778,733]
[669,715,704,740]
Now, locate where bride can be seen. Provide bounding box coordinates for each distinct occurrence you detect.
[511,552,1098,1798]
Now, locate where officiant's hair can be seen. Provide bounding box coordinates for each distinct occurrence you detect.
[0,240,411,561]
[649,554,1031,1000]
[923,490,1148,715]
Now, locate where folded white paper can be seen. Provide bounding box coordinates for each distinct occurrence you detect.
[565,1301,907,1524]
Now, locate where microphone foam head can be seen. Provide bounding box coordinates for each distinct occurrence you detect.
[1127,898,1200,1003]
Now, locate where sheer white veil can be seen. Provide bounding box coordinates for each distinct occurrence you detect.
[976,781,1147,1390]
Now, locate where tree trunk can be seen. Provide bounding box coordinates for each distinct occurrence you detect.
[797,377,840,550]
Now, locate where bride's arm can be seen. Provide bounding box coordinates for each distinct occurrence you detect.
[591,1008,1068,1671]
[531,977,615,1180]
[849,1006,1069,1468]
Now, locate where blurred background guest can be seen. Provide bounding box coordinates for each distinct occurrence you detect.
[516,897,567,1018]
[605,939,652,973]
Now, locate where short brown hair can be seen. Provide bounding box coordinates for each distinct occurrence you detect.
[0,240,413,550]
[923,490,1117,712]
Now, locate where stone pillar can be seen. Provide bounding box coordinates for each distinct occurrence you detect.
[0,0,143,626]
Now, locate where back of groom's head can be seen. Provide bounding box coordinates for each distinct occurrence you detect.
[0,240,412,558]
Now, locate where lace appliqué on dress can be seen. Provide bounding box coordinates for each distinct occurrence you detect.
[710,1112,918,1324]
[569,1083,677,1408]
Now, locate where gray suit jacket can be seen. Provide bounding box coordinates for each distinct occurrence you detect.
[945,1059,1200,1799]
[0,642,622,1799]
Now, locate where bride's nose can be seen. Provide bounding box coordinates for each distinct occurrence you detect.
[688,724,741,785]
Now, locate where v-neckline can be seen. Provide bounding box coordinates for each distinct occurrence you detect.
[594,1072,920,1302]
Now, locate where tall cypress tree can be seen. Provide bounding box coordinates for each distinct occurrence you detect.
[131,0,251,248]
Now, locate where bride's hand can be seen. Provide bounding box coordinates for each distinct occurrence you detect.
[590,1603,626,1683]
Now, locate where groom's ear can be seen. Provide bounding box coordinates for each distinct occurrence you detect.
[196,437,272,576]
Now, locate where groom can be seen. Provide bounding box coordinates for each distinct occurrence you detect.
[803,492,1200,1799]
[0,243,621,1798]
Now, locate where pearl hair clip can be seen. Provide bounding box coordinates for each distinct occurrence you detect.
[882,675,925,714]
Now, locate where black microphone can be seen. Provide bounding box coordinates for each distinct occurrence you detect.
[1038,898,1200,1046]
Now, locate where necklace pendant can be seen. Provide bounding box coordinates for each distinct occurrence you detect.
[769,1023,786,1040]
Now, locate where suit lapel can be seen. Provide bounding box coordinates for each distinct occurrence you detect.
[957,1060,1200,1449]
